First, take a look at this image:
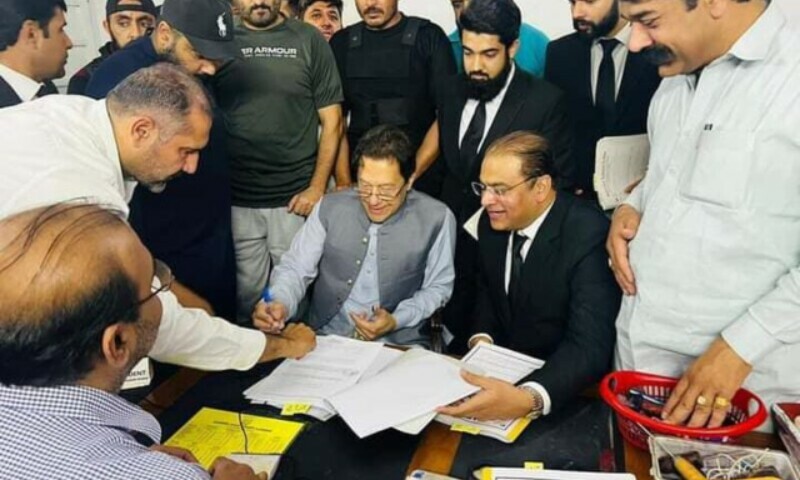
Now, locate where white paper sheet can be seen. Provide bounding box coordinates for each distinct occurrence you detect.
[460,343,544,384]
[328,350,480,438]
[487,468,635,480]
[226,454,281,478]
[593,134,650,210]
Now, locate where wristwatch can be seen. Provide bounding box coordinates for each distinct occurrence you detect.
[518,385,545,420]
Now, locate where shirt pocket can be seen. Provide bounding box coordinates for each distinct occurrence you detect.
[679,129,755,209]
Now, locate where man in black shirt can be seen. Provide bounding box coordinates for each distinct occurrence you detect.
[329,0,455,196]
[67,0,157,96]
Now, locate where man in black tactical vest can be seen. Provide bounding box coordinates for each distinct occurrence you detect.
[329,0,455,196]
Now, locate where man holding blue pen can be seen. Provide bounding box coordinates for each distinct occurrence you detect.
[253,125,456,347]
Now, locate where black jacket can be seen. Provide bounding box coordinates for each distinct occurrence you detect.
[472,193,621,409]
[544,33,661,192]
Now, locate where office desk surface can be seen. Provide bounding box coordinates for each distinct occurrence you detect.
[132,364,781,480]
[145,363,617,479]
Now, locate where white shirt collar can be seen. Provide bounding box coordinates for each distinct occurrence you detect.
[517,197,555,241]
[0,63,43,102]
[727,2,783,62]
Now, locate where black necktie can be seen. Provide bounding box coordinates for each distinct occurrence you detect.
[508,232,527,309]
[596,38,619,128]
[460,101,487,171]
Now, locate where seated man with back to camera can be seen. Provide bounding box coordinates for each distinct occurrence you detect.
[439,131,620,421]
[0,203,265,480]
[253,125,456,347]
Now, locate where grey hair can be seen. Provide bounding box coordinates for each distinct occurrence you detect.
[106,63,212,140]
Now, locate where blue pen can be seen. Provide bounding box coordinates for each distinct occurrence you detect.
[262,287,273,303]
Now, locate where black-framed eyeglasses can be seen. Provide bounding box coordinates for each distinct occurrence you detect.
[471,176,538,198]
[137,259,173,306]
[354,181,407,202]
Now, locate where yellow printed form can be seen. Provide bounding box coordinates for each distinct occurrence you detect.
[165,407,305,469]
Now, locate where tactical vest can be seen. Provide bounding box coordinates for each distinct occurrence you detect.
[345,17,429,134]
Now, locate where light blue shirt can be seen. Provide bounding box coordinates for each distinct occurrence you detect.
[616,3,800,412]
[449,23,549,78]
[0,384,209,480]
[271,199,456,340]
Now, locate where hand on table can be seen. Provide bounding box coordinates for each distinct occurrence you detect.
[662,338,752,428]
[150,445,198,463]
[210,457,268,480]
[277,323,317,359]
[253,300,287,333]
[288,186,324,217]
[436,371,534,422]
[606,204,641,295]
[350,307,396,341]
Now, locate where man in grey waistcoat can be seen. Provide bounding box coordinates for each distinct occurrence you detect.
[252,125,456,346]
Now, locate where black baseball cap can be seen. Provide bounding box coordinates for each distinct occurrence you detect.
[159,0,238,61]
[106,0,158,18]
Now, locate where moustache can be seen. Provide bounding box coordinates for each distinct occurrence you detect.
[468,72,490,81]
[250,4,271,13]
[364,7,383,15]
[641,44,676,67]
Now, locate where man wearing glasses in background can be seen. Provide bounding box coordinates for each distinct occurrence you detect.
[439,131,619,421]
[252,125,456,347]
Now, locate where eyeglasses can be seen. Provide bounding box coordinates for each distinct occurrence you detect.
[137,259,173,306]
[471,176,538,198]
[354,181,407,202]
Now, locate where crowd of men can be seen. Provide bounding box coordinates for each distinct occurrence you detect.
[0,0,797,478]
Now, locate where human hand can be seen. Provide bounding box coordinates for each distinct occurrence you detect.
[288,186,324,217]
[252,300,287,333]
[150,445,198,463]
[606,204,641,295]
[210,457,267,480]
[662,338,752,428]
[334,183,352,192]
[277,323,317,359]
[436,371,534,421]
[350,307,397,341]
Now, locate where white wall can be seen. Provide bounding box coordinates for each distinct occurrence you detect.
[62,0,800,90]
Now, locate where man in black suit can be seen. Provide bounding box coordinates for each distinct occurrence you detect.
[439,132,619,420]
[0,0,72,108]
[544,0,661,200]
[415,0,572,349]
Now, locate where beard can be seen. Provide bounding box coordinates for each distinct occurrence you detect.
[641,44,677,67]
[464,56,513,102]
[573,1,620,40]
[243,2,281,28]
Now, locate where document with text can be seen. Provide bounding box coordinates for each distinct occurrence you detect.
[593,134,650,210]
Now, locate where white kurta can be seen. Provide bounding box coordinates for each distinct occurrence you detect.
[616,3,800,412]
[0,95,266,371]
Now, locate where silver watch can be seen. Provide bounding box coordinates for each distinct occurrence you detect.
[518,385,544,420]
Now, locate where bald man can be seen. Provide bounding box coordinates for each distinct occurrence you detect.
[0,204,265,480]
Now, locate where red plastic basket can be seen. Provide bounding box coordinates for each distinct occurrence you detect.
[599,371,768,451]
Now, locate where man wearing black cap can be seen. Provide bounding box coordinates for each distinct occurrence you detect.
[67,0,157,96]
[0,0,72,108]
[85,0,242,321]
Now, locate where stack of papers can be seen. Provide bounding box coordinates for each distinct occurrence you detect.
[434,343,545,443]
[164,408,304,469]
[480,469,634,480]
[244,336,386,420]
[593,134,650,210]
[242,337,545,441]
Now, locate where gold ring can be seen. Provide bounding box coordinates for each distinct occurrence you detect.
[714,396,730,409]
[696,395,709,407]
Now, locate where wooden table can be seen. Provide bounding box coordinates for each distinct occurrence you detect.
[137,367,783,479]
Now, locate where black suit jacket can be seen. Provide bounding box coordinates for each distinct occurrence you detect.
[544,33,661,192]
[472,193,621,409]
[0,76,22,108]
[0,76,57,109]
[437,67,574,222]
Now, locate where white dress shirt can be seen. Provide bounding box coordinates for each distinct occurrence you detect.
[472,202,555,415]
[459,64,517,152]
[0,95,266,371]
[0,63,42,103]
[617,3,800,421]
[589,24,632,102]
